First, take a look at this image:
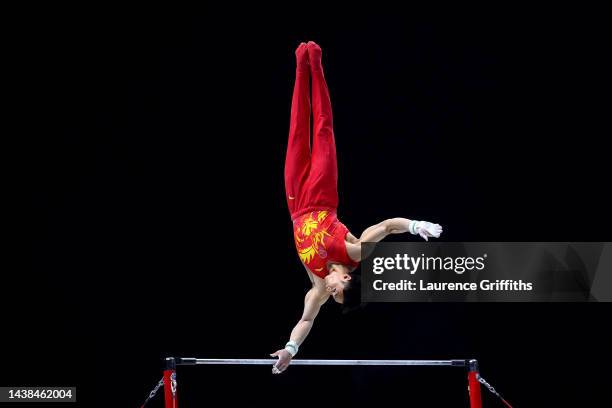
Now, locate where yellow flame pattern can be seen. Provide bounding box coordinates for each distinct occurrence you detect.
[294,211,331,266]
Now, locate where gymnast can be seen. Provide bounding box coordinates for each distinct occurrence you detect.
[271,42,443,374]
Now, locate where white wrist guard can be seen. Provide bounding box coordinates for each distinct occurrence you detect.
[409,220,421,235]
[284,341,299,357]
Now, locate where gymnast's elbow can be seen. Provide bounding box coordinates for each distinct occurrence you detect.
[383,219,397,234]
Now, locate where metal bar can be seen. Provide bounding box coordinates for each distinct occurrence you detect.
[176,358,467,367]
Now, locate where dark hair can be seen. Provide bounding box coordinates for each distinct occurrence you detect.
[341,272,364,314]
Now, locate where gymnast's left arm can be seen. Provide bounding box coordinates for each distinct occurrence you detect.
[269,287,329,374]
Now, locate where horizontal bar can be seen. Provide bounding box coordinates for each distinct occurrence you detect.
[175,358,467,367]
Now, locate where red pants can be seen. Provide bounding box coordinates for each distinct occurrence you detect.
[285,60,338,220]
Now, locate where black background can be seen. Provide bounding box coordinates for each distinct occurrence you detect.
[14,5,612,407]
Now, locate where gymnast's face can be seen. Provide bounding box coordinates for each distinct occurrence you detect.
[325,263,351,304]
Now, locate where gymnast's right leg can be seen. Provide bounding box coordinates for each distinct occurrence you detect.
[306,41,339,210]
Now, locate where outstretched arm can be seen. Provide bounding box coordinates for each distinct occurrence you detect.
[358,218,414,242]
[346,218,443,261]
[270,287,329,374]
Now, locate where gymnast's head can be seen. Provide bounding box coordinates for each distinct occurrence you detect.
[324,263,361,309]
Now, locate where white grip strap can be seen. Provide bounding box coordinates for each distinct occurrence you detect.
[284,341,299,357]
[409,220,421,235]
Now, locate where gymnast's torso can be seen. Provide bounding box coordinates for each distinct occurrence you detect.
[292,209,360,279]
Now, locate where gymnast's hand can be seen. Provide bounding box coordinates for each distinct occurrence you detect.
[270,349,292,374]
[412,221,443,241]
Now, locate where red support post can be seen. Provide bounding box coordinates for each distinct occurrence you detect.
[468,360,482,408]
[164,358,178,408]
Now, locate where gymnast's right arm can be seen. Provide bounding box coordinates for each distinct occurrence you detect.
[270,287,329,374]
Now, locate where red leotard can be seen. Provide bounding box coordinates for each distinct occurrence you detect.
[285,43,359,278]
[292,209,359,279]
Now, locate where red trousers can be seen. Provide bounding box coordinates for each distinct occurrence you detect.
[285,61,338,220]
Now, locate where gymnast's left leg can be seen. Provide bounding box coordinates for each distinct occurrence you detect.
[285,42,312,216]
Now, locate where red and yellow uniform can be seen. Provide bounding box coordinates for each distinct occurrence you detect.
[292,210,358,279]
[285,43,359,278]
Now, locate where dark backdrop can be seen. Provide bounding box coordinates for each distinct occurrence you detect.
[15,5,612,407]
